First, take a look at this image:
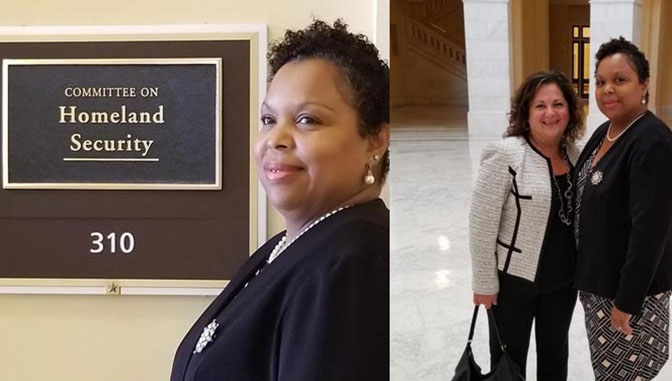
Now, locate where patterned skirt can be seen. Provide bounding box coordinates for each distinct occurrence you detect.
[580,291,671,381]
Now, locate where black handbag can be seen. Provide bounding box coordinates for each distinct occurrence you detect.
[451,305,525,381]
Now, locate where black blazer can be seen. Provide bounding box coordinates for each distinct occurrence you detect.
[170,199,389,381]
[574,111,672,314]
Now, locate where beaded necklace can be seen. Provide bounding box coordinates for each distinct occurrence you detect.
[606,111,646,142]
[192,204,353,354]
[267,204,353,264]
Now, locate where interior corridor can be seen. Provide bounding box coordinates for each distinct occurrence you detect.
[389,105,672,380]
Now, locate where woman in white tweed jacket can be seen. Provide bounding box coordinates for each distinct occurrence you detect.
[470,71,584,380]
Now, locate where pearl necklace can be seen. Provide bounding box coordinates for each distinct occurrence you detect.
[267,204,352,264]
[606,111,646,142]
[193,204,353,355]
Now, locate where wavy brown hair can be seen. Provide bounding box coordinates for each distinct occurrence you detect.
[507,71,584,143]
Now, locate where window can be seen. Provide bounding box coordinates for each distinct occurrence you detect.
[571,25,590,99]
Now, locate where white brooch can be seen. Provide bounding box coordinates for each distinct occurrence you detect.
[591,170,603,185]
[193,319,219,354]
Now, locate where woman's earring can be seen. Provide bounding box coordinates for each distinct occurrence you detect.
[365,165,375,185]
[641,96,646,105]
[364,155,379,185]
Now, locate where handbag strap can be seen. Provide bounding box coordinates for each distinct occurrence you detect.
[467,305,506,351]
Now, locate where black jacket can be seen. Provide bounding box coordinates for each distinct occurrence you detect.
[170,199,389,381]
[574,111,672,314]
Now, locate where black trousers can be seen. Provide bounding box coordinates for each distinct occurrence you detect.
[488,274,577,381]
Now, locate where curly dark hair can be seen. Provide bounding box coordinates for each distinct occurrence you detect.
[595,36,649,81]
[595,36,650,101]
[267,19,390,182]
[507,71,584,144]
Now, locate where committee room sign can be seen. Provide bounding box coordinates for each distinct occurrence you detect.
[3,58,221,190]
[0,26,264,287]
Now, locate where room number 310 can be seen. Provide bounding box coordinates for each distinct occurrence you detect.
[90,232,135,254]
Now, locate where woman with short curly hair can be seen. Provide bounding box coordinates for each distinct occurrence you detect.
[170,19,390,381]
[574,36,672,381]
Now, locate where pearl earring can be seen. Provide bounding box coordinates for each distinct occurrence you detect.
[364,154,379,185]
[365,165,375,185]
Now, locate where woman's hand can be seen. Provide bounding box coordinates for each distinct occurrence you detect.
[611,305,633,335]
[473,293,498,309]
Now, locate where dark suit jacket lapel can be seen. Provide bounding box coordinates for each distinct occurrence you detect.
[172,233,283,381]
[574,123,608,184]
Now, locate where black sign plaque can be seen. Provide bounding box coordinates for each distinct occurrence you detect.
[2,58,222,190]
[0,35,257,286]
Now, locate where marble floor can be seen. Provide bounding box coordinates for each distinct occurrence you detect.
[389,105,672,380]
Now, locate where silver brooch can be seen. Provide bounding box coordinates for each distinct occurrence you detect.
[193,319,219,354]
[591,170,603,185]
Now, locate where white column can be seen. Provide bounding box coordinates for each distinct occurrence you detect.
[463,0,512,138]
[587,0,643,135]
[374,0,390,62]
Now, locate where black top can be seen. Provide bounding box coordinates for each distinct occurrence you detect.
[170,199,389,381]
[573,111,672,314]
[536,174,576,292]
